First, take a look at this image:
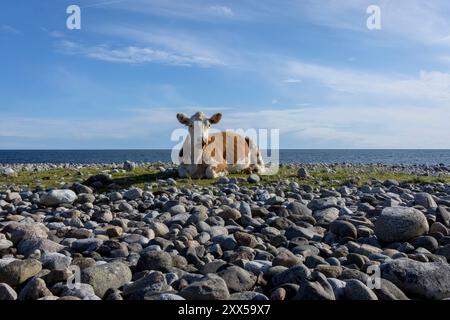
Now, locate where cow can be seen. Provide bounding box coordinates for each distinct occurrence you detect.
[176,111,265,179]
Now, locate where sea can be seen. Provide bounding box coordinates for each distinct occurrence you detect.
[1,149,450,165]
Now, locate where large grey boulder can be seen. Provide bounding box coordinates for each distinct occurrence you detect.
[374,207,429,243]
[217,266,256,293]
[18,278,53,300]
[179,274,230,300]
[381,258,450,299]
[40,189,77,206]
[17,238,65,257]
[414,192,437,209]
[123,271,169,298]
[2,222,48,245]
[0,259,42,286]
[294,272,335,300]
[81,262,132,298]
[135,251,173,272]
[286,202,312,216]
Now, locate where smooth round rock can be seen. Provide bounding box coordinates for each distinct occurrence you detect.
[374,207,429,243]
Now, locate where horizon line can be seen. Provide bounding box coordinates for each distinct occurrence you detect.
[1,148,450,151]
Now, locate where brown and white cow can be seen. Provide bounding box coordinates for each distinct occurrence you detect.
[176,111,265,179]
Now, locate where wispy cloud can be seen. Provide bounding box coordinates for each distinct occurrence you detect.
[0,108,175,140]
[1,25,20,35]
[57,40,224,67]
[282,79,302,84]
[297,0,450,46]
[82,0,131,9]
[95,25,231,66]
[49,31,64,38]
[109,0,239,21]
[218,105,450,148]
[209,5,234,17]
[283,60,450,102]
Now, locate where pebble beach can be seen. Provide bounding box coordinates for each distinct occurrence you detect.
[1,161,450,300]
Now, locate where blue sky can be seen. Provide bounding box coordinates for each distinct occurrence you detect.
[1,0,450,149]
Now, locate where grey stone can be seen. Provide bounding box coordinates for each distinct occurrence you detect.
[18,278,53,300]
[314,207,339,224]
[2,222,48,245]
[373,279,409,300]
[271,264,311,287]
[295,272,335,300]
[414,192,437,209]
[212,235,237,251]
[328,278,346,300]
[437,206,450,227]
[18,238,65,257]
[381,258,450,299]
[0,259,42,286]
[247,174,260,183]
[0,283,17,300]
[286,202,312,216]
[344,279,378,300]
[123,160,136,172]
[40,189,77,206]
[330,220,357,238]
[1,168,16,177]
[285,225,321,241]
[136,251,173,272]
[217,266,256,293]
[149,222,169,237]
[123,188,143,200]
[40,252,72,270]
[179,274,230,300]
[71,238,103,252]
[123,271,167,297]
[81,262,132,298]
[374,207,429,243]
[0,239,13,250]
[92,210,113,223]
[59,283,101,300]
[218,206,241,220]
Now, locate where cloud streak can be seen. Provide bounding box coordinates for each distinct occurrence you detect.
[108,0,240,22]
[1,25,20,35]
[57,40,224,67]
[283,60,450,103]
[297,0,450,47]
[95,25,232,66]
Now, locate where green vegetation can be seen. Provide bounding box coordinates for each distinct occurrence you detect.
[1,165,449,192]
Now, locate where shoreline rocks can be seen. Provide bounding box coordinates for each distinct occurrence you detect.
[1,162,450,300]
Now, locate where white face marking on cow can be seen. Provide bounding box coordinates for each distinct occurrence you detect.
[177,112,222,147]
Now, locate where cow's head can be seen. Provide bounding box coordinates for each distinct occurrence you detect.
[177,111,222,147]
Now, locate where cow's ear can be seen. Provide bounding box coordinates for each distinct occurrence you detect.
[209,113,222,124]
[177,113,190,125]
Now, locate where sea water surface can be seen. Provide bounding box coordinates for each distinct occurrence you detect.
[1,150,450,165]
